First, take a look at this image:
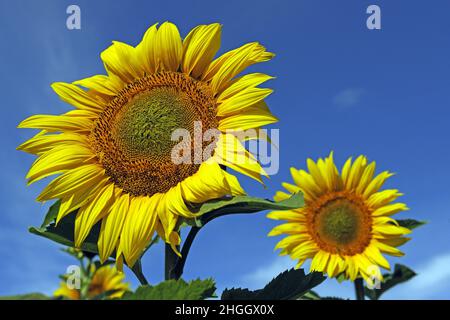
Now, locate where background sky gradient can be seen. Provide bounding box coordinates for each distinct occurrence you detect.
[1,0,449,299]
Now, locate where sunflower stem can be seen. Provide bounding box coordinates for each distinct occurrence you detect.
[354,278,365,300]
[165,243,180,280]
[172,226,200,280]
[131,259,148,285]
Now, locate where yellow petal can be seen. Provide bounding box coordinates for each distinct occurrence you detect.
[372,203,409,216]
[26,144,94,185]
[213,133,267,183]
[51,82,105,112]
[373,224,411,236]
[181,160,244,204]
[121,195,161,267]
[37,164,104,202]
[268,222,308,236]
[73,74,121,96]
[345,256,359,281]
[363,171,394,198]
[374,240,405,257]
[290,240,318,260]
[341,157,353,185]
[218,73,273,102]
[98,192,129,263]
[57,178,109,224]
[182,23,221,78]
[355,161,376,194]
[156,22,182,72]
[156,193,178,242]
[17,131,88,155]
[345,155,367,190]
[18,111,94,133]
[364,243,391,270]
[310,250,330,272]
[295,169,323,201]
[101,41,140,83]
[327,255,344,278]
[274,234,310,250]
[379,237,410,248]
[273,190,290,202]
[218,101,278,131]
[217,87,273,117]
[267,209,305,222]
[74,183,115,247]
[306,158,327,191]
[367,189,403,208]
[165,183,194,218]
[135,23,159,73]
[205,42,274,94]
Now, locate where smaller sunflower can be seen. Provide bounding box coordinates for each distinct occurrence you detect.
[268,152,411,284]
[54,264,129,300]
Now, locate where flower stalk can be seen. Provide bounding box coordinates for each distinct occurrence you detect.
[354,278,365,300]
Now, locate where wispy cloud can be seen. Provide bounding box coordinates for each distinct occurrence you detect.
[242,252,450,299]
[240,256,354,298]
[383,253,450,299]
[332,88,365,109]
[241,256,294,289]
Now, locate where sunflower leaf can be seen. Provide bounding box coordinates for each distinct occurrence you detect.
[396,219,427,230]
[122,278,216,300]
[29,212,101,255]
[364,264,416,300]
[221,268,325,300]
[190,192,304,227]
[41,200,61,228]
[299,290,321,300]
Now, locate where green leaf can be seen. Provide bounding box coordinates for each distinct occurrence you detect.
[221,268,325,300]
[298,290,321,300]
[123,278,216,300]
[364,264,416,300]
[0,293,50,300]
[30,204,159,262]
[29,212,101,255]
[335,272,346,283]
[190,192,304,227]
[299,290,347,300]
[396,219,427,230]
[41,200,61,228]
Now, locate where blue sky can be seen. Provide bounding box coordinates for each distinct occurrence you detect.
[1,0,449,299]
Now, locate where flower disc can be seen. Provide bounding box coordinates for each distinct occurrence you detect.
[90,72,217,196]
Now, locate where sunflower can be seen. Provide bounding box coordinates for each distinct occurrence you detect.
[54,264,129,300]
[18,22,277,267]
[268,153,411,284]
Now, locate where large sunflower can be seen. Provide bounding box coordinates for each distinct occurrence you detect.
[268,153,411,284]
[18,22,277,267]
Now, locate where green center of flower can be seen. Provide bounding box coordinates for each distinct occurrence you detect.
[115,87,194,159]
[308,192,372,255]
[318,200,360,245]
[90,72,217,196]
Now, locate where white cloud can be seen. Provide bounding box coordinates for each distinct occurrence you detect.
[241,256,294,289]
[242,252,450,299]
[383,253,450,300]
[332,88,365,109]
[240,256,354,298]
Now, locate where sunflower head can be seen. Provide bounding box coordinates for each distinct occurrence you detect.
[268,152,411,284]
[18,22,276,267]
[54,265,129,300]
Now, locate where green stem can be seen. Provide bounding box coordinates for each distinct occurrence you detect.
[131,260,149,285]
[165,243,180,280]
[172,226,200,280]
[354,278,365,300]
